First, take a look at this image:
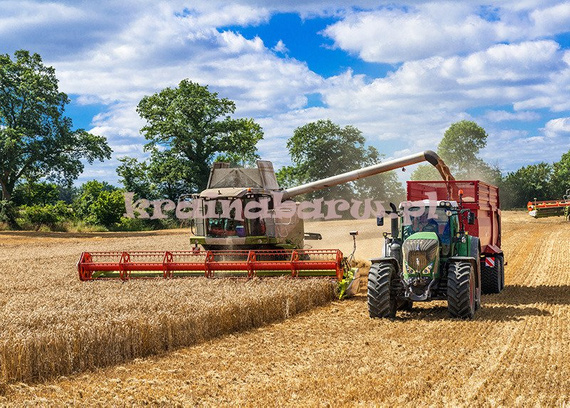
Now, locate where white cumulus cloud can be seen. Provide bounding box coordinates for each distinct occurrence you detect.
[322,2,570,63]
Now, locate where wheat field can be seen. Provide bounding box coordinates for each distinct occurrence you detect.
[1,211,570,406]
[0,230,335,387]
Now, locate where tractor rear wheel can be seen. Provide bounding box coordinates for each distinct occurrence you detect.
[481,256,501,294]
[447,261,476,319]
[367,262,396,318]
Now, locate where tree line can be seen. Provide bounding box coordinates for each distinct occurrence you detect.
[1,50,568,230]
[410,120,570,209]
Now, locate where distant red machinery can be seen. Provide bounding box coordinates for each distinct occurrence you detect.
[527,189,570,220]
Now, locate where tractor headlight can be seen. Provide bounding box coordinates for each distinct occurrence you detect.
[403,262,416,277]
[422,262,434,275]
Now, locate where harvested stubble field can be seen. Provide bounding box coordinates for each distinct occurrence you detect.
[1,211,570,406]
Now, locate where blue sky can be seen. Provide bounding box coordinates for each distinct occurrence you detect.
[2,1,570,186]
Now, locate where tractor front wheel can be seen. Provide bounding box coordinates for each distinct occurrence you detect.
[367,262,397,318]
[447,261,476,319]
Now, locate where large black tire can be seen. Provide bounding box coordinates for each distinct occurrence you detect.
[447,261,476,319]
[400,300,413,311]
[481,256,501,294]
[367,262,396,318]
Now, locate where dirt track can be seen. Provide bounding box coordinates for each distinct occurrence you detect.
[2,211,570,406]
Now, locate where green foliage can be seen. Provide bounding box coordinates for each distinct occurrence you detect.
[551,150,570,198]
[74,180,116,218]
[500,163,554,209]
[280,119,404,203]
[410,164,440,181]
[12,181,59,206]
[73,180,125,227]
[88,190,126,227]
[57,185,78,204]
[117,157,155,200]
[0,200,17,228]
[136,80,263,192]
[438,120,488,174]
[275,165,304,189]
[146,149,191,201]
[411,120,500,184]
[116,217,179,232]
[0,50,112,201]
[117,149,196,202]
[18,201,72,230]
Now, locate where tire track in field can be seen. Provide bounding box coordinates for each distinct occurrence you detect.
[453,220,561,404]
[465,225,570,406]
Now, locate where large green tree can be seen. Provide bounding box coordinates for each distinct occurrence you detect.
[277,119,404,203]
[411,120,499,183]
[117,149,191,202]
[136,80,263,193]
[438,120,488,174]
[0,50,111,201]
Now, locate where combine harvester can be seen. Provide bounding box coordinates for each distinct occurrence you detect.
[527,189,570,221]
[78,150,454,297]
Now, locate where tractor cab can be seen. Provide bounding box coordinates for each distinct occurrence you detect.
[402,200,460,257]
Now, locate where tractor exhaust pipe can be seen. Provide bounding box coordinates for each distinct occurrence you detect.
[390,203,399,238]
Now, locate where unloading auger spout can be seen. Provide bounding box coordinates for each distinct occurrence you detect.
[281,150,455,200]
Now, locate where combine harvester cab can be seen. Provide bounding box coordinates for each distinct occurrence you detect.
[78,151,455,299]
[368,180,504,319]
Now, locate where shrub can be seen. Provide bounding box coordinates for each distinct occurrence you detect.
[87,190,125,227]
[18,201,72,230]
[0,200,17,228]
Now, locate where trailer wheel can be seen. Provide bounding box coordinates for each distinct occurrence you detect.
[447,261,476,319]
[497,254,505,292]
[367,262,396,318]
[481,256,501,294]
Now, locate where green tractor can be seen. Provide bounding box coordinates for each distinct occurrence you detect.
[368,200,481,319]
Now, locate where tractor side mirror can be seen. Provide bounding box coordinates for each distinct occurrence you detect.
[467,211,476,225]
[377,216,384,226]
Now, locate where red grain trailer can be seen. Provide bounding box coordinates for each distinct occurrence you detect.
[407,180,504,293]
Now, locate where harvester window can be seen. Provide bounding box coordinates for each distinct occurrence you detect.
[207,218,244,237]
[247,218,266,236]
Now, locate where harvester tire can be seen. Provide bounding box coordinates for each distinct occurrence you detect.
[447,261,476,319]
[367,262,396,318]
[481,256,501,294]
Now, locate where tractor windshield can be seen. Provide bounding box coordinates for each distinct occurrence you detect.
[403,207,452,254]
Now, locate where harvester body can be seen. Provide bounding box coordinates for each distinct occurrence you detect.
[368,180,504,319]
[190,161,305,250]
